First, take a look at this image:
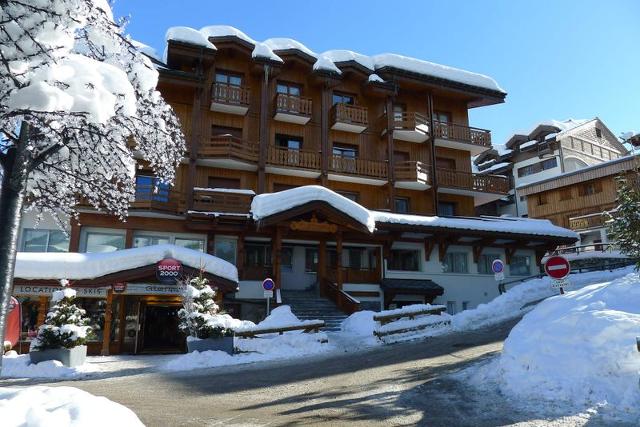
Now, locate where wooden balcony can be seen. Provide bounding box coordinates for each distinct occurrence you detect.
[437,168,509,206]
[330,103,368,133]
[394,161,432,190]
[389,112,430,143]
[198,135,259,170]
[433,120,492,156]
[191,188,252,215]
[569,213,605,231]
[266,146,321,178]
[328,156,388,185]
[210,83,250,115]
[274,93,312,125]
[131,185,183,214]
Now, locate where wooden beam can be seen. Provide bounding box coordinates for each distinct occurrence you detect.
[472,239,495,263]
[336,231,343,290]
[272,227,282,290]
[236,236,245,281]
[69,221,81,252]
[318,240,327,285]
[258,64,271,193]
[438,240,450,263]
[427,91,439,212]
[424,240,435,261]
[37,296,48,326]
[505,247,517,265]
[101,288,114,356]
[124,229,134,249]
[320,83,330,186]
[386,95,395,211]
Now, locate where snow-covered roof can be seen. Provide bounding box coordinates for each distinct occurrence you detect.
[506,119,591,147]
[480,162,512,174]
[372,212,578,240]
[14,244,238,283]
[163,25,505,94]
[131,40,161,62]
[251,185,375,233]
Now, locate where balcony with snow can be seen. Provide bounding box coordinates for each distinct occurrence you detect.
[274,93,312,125]
[328,156,388,186]
[197,135,259,171]
[188,188,254,219]
[383,112,430,143]
[433,120,492,156]
[437,168,509,206]
[330,103,368,133]
[394,161,432,190]
[210,82,251,115]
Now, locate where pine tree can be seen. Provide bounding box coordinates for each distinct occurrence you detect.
[179,275,232,339]
[32,282,92,350]
[606,168,640,269]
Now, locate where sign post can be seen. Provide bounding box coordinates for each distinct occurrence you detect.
[492,259,505,294]
[544,255,571,294]
[262,278,275,316]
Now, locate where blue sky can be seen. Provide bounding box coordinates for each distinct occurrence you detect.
[113,0,640,145]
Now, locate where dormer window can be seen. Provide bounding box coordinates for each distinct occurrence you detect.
[595,128,602,138]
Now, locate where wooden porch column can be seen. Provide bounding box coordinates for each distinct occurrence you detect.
[318,240,327,285]
[69,221,81,252]
[101,289,114,355]
[117,294,126,353]
[272,227,282,290]
[336,232,343,290]
[124,228,134,249]
[236,236,245,281]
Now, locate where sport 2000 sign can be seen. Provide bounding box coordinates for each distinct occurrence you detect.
[156,258,183,284]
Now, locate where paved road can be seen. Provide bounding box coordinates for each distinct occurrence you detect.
[5,319,620,426]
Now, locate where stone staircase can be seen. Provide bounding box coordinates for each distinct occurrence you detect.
[280,290,348,332]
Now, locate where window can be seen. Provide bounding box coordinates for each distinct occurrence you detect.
[519,196,526,202]
[595,128,602,138]
[208,177,241,189]
[437,202,456,216]
[246,243,271,267]
[211,125,242,138]
[332,143,358,173]
[462,301,469,311]
[276,82,301,97]
[388,249,421,271]
[446,301,457,315]
[85,232,125,253]
[433,111,451,123]
[214,237,237,265]
[510,256,531,276]
[338,191,359,202]
[517,157,558,177]
[133,235,170,248]
[305,248,318,272]
[537,193,548,206]
[443,252,469,274]
[215,71,242,87]
[436,157,456,169]
[332,92,354,105]
[135,175,169,203]
[394,151,410,163]
[478,255,500,275]
[392,104,405,122]
[580,181,602,196]
[174,238,205,252]
[559,188,572,201]
[394,197,410,214]
[281,246,293,271]
[275,134,302,150]
[332,143,358,158]
[22,229,69,253]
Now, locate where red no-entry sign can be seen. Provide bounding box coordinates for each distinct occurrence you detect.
[545,256,571,280]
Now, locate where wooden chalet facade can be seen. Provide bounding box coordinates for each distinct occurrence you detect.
[12,26,578,355]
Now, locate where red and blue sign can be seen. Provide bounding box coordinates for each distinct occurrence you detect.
[156,258,182,284]
[262,278,275,291]
[491,259,504,274]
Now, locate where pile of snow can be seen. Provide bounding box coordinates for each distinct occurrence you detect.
[1,352,97,379]
[469,270,640,421]
[14,243,238,283]
[0,386,143,427]
[452,266,634,331]
[165,26,216,50]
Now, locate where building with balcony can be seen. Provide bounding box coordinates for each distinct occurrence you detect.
[11,26,578,355]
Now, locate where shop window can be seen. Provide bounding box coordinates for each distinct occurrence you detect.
[22,229,69,253]
[208,177,241,189]
[276,82,301,97]
[85,231,125,253]
[332,92,355,105]
[19,298,41,342]
[174,238,205,252]
[394,197,410,214]
[76,298,106,342]
[388,249,421,271]
[437,202,456,216]
[510,256,531,276]
[443,252,469,273]
[281,246,293,271]
[133,235,170,248]
[214,237,237,265]
[246,243,272,267]
[338,191,359,202]
[305,248,318,272]
[478,254,500,275]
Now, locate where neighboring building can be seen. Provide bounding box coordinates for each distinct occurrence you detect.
[518,155,638,247]
[12,26,577,355]
[475,118,629,217]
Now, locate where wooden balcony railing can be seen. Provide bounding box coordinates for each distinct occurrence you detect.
[330,156,388,179]
[275,93,312,116]
[132,185,183,213]
[391,112,429,131]
[267,146,321,170]
[331,103,368,126]
[569,213,605,231]
[211,83,250,106]
[394,161,432,184]
[436,168,509,194]
[199,135,259,163]
[433,120,492,147]
[191,188,252,214]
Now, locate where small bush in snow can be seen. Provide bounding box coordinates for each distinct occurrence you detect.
[178,275,232,339]
[31,283,92,351]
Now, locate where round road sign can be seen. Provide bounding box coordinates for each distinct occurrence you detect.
[491,259,504,274]
[262,278,275,291]
[545,256,571,280]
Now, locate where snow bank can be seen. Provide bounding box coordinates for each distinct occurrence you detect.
[0,386,143,427]
[492,271,640,418]
[1,353,98,379]
[165,26,216,50]
[452,266,634,331]
[341,311,377,337]
[14,243,238,283]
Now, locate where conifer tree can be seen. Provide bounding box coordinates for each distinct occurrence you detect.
[179,275,233,339]
[606,168,640,269]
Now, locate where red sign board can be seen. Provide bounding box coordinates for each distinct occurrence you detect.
[156,258,183,284]
[545,256,571,280]
[113,282,127,293]
[6,297,20,347]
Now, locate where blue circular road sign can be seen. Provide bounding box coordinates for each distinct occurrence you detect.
[262,278,275,291]
[491,259,504,274]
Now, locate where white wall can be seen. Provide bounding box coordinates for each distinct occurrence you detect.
[512,151,562,217]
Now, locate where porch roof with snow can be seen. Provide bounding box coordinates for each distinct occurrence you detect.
[13,244,239,291]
